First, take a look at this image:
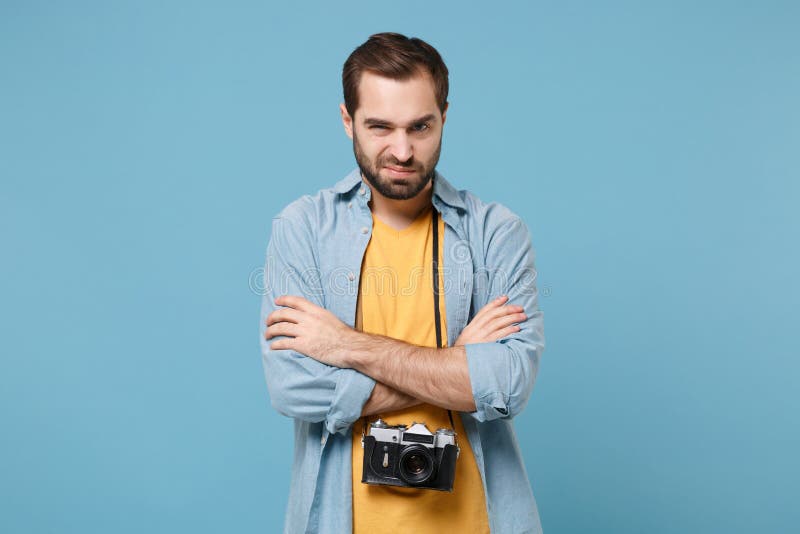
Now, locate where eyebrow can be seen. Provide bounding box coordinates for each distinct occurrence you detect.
[362,114,437,128]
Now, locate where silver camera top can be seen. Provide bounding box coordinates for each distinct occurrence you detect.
[368,420,456,449]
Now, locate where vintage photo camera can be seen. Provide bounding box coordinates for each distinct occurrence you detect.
[361,419,459,492]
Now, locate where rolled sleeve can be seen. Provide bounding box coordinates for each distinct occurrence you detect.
[326,366,376,434]
[465,335,542,421]
[463,214,545,422]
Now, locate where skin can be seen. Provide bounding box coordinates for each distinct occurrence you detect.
[265,70,527,414]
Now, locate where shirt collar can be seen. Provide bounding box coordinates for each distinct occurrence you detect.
[332,167,467,212]
[331,168,363,194]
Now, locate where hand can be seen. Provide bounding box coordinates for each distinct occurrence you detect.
[265,295,355,367]
[454,295,527,346]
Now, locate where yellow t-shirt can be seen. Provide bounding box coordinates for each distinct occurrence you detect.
[351,204,490,534]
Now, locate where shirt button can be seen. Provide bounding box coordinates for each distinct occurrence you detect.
[361,227,369,235]
[359,187,366,196]
[347,201,352,209]
[348,272,355,281]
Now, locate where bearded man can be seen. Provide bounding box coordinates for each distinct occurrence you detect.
[260,32,545,534]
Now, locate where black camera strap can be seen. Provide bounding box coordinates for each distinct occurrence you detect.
[431,207,457,432]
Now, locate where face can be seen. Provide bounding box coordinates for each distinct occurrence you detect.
[341,70,447,200]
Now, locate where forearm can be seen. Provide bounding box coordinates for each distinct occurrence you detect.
[346,331,476,412]
[360,382,422,417]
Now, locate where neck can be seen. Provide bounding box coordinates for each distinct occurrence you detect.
[363,176,434,229]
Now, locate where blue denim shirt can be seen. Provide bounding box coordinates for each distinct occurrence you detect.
[259,168,545,533]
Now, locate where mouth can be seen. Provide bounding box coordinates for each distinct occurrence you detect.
[384,166,417,178]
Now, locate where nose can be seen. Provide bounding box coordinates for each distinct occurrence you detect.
[388,131,413,163]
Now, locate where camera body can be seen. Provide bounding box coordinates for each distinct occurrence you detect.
[361,419,459,492]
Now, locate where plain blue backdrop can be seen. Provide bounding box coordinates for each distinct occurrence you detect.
[1,1,798,532]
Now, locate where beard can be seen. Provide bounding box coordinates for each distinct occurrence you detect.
[352,130,442,201]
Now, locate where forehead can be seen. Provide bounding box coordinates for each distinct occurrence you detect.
[355,70,439,122]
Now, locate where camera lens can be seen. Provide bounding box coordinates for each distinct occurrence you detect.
[406,454,426,474]
[398,445,434,485]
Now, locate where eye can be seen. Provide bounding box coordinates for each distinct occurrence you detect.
[411,123,430,133]
[369,125,388,130]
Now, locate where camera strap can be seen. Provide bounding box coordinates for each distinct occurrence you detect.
[431,206,458,432]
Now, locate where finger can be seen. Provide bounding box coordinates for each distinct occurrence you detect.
[471,302,522,330]
[270,338,294,351]
[487,312,527,333]
[472,295,509,321]
[265,321,301,340]
[490,324,521,341]
[481,304,525,324]
[266,307,303,326]
[274,295,316,312]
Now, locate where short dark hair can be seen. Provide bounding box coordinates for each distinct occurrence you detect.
[342,32,449,118]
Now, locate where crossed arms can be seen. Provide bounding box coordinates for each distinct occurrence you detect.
[264,294,525,414]
[259,213,544,435]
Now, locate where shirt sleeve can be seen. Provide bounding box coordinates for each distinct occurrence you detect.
[259,215,376,435]
[463,215,545,422]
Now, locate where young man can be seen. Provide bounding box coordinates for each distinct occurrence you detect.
[260,33,545,533]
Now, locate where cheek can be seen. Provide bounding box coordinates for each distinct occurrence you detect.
[364,145,383,163]
[418,138,441,159]
[358,133,381,152]
[368,142,391,161]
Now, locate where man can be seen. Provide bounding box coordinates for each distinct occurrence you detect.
[260,33,545,533]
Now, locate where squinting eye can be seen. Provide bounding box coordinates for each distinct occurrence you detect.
[369,125,388,130]
[412,123,430,132]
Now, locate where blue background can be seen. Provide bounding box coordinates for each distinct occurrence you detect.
[2,1,798,532]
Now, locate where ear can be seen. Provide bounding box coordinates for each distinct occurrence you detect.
[441,102,449,126]
[340,103,354,140]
